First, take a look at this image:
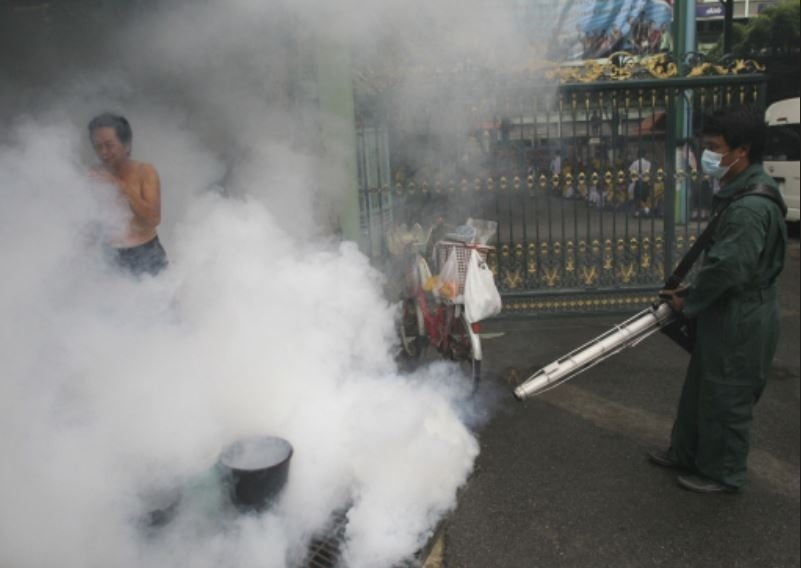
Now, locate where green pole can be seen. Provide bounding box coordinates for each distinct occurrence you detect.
[671,0,696,226]
[662,0,696,279]
[314,39,361,244]
[723,0,734,54]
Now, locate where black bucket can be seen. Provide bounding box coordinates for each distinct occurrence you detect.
[218,436,293,512]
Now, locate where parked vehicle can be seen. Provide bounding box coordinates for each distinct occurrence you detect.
[764,97,800,223]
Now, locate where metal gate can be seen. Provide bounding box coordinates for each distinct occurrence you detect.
[355,54,766,316]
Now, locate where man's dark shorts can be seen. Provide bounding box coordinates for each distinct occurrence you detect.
[114,236,168,276]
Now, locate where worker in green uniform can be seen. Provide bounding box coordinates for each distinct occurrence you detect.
[649,106,788,493]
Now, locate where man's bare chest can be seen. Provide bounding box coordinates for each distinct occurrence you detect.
[116,170,145,198]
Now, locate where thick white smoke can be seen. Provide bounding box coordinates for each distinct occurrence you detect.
[0,115,481,567]
[0,0,544,566]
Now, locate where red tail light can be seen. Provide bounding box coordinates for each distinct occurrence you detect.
[471,322,481,333]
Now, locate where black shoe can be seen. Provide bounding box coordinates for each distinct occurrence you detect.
[677,474,738,494]
[646,448,688,470]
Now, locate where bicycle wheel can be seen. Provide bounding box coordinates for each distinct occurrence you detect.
[398,298,424,360]
[447,308,481,392]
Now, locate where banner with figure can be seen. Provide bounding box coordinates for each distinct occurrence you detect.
[516,0,674,61]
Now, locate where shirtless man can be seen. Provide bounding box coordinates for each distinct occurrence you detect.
[88,113,168,275]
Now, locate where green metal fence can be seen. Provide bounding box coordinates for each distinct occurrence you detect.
[356,60,766,317]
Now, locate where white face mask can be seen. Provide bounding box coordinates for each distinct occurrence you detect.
[701,149,739,180]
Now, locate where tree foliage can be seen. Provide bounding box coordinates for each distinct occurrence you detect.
[731,0,801,56]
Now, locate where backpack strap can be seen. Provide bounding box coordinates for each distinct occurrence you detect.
[664,210,723,289]
[731,182,788,217]
[663,182,785,290]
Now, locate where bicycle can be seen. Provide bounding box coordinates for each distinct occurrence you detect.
[390,224,494,391]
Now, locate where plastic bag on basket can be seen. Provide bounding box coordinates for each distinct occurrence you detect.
[437,245,461,301]
[464,249,502,323]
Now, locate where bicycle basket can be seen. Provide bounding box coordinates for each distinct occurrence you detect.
[434,241,493,301]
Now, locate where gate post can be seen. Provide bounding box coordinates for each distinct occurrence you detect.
[314,38,361,243]
[673,0,696,226]
[665,0,697,279]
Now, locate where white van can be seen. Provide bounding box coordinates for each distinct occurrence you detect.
[764,97,800,222]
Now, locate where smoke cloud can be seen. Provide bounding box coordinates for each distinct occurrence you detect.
[0,119,482,566]
[0,0,546,566]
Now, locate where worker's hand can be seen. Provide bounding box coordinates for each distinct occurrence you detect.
[658,284,689,313]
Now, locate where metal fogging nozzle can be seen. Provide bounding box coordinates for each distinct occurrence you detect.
[514,363,559,400]
[514,303,675,401]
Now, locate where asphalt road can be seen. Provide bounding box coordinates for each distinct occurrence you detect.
[441,238,801,568]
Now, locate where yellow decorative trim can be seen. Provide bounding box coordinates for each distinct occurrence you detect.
[504,269,523,289]
[504,294,653,312]
[527,243,537,274]
[543,267,560,287]
[603,239,614,270]
[641,237,651,269]
[544,53,763,84]
[687,58,764,78]
[618,263,636,284]
[566,241,575,273]
[580,266,599,286]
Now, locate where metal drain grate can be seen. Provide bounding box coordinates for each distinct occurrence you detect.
[303,509,349,568]
[301,508,440,568]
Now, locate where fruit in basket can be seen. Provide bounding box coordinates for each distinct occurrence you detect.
[440,281,458,300]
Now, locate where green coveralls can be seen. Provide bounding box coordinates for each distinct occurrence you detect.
[669,164,787,489]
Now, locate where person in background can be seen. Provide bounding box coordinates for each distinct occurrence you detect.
[627,154,652,215]
[88,113,168,276]
[651,106,788,493]
[590,111,602,138]
[549,148,562,176]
